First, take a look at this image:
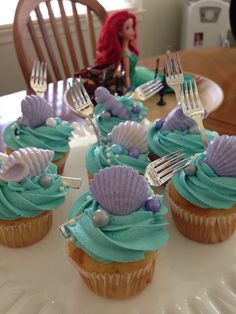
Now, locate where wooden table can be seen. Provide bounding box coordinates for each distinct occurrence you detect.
[139,47,236,135]
[0,47,235,153]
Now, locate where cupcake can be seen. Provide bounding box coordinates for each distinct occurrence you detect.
[61,166,169,299]
[166,135,236,244]
[94,87,148,137]
[86,121,150,180]
[3,95,74,174]
[148,104,217,160]
[0,147,69,248]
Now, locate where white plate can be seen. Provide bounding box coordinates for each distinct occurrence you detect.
[1,130,235,314]
[64,74,224,122]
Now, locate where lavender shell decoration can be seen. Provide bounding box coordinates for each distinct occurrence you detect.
[161,105,197,131]
[95,87,130,120]
[17,95,53,128]
[90,166,148,215]
[0,147,54,182]
[204,135,236,177]
[111,121,148,153]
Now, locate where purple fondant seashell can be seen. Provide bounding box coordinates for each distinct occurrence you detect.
[95,87,130,120]
[0,147,54,182]
[204,135,236,177]
[111,121,148,153]
[90,166,148,215]
[161,105,196,131]
[17,95,53,128]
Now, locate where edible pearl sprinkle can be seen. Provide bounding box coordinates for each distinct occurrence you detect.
[39,175,53,188]
[106,147,111,152]
[86,195,91,200]
[46,117,57,127]
[92,209,110,227]
[16,136,20,140]
[106,153,111,158]
[59,186,65,192]
[115,154,120,159]
[11,124,16,129]
[107,159,111,163]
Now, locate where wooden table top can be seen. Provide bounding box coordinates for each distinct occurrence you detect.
[0,47,235,153]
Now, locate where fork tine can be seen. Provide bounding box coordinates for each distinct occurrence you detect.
[150,149,184,167]
[154,153,186,173]
[157,157,188,178]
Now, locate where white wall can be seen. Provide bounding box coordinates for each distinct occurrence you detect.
[0,0,233,96]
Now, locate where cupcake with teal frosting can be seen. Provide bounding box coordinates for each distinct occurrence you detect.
[94,87,148,137]
[148,104,217,159]
[86,121,150,179]
[3,95,74,174]
[0,147,69,248]
[61,166,169,299]
[167,135,236,244]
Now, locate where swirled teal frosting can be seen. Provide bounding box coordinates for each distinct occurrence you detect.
[65,192,169,263]
[86,143,149,176]
[172,154,236,209]
[95,95,148,136]
[0,163,69,220]
[148,123,217,158]
[3,119,73,160]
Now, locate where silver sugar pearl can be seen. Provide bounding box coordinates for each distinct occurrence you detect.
[59,186,65,192]
[106,153,111,158]
[107,159,111,163]
[16,136,20,140]
[184,163,196,176]
[92,208,110,228]
[39,175,53,188]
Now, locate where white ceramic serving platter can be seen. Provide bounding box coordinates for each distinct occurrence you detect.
[0,123,236,314]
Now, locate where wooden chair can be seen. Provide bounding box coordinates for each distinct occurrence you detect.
[13,0,107,88]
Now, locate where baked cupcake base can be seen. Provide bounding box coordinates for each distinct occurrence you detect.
[0,211,53,248]
[166,182,236,244]
[68,240,157,299]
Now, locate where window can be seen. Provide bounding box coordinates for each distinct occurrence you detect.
[0,0,136,26]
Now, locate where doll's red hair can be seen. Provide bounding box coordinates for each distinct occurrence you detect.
[95,10,139,66]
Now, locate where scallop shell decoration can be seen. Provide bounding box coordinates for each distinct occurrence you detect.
[111,121,148,153]
[0,147,54,182]
[204,135,236,177]
[90,166,148,215]
[95,87,130,120]
[17,95,53,128]
[161,105,196,131]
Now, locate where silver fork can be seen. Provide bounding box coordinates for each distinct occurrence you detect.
[145,150,188,187]
[181,79,208,149]
[130,77,163,101]
[69,77,102,143]
[30,60,47,96]
[165,53,184,103]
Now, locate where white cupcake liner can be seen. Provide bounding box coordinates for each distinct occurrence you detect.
[0,212,53,248]
[68,249,157,299]
[166,184,236,243]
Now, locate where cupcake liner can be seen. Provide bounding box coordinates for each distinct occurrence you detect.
[76,255,156,299]
[52,151,69,175]
[67,241,157,299]
[166,183,236,244]
[0,211,53,248]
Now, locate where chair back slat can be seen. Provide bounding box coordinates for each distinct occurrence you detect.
[72,2,89,68]
[27,17,53,82]
[46,1,72,78]
[35,6,62,80]
[86,7,96,59]
[13,0,108,89]
[58,1,80,72]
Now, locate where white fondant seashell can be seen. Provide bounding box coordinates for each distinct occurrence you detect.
[204,135,236,177]
[0,147,54,182]
[90,166,148,215]
[17,95,53,128]
[111,121,148,153]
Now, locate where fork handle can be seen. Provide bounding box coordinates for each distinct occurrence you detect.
[86,116,102,144]
[192,114,208,149]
